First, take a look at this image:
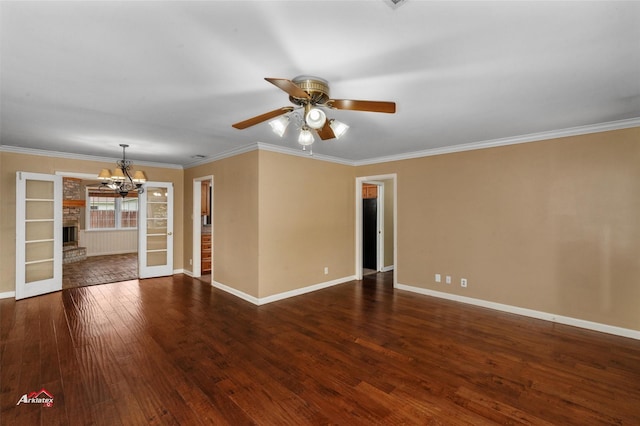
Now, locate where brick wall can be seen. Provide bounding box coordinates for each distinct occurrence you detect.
[63,177,82,200]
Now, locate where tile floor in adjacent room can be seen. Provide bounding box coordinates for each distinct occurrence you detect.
[63,253,138,289]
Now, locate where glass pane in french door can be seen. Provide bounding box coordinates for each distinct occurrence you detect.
[24,180,55,283]
[146,187,168,267]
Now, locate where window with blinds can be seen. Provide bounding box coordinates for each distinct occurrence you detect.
[87,189,138,230]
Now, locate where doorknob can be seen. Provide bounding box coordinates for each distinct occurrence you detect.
[167,232,173,236]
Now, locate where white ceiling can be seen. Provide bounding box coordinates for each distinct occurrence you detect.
[1,1,639,167]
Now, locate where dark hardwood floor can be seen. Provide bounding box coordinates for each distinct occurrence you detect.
[1,272,639,425]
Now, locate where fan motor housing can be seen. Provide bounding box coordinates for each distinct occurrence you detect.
[290,75,330,105]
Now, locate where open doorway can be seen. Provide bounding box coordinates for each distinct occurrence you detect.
[192,176,213,281]
[362,181,382,276]
[355,174,397,284]
[59,174,138,289]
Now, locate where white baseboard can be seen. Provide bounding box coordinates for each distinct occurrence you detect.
[396,283,640,340]
[0,291,15,299]
[213,275,357,306]
[212,281,260,305]
[258,276,357,305]
[382,265,395,272]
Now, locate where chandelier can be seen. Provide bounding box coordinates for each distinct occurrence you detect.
[97,144,147,197]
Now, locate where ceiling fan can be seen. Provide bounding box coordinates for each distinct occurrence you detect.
[232,76,396,147]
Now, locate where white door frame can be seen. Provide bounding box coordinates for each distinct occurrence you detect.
[362,180,385,272]
[355,174,397,285]
[192,176,213,279]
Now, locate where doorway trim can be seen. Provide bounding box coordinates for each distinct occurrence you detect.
[192,175,213,279]
[355,173,397,286]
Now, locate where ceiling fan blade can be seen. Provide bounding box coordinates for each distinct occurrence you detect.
[327,99,396,114]
[316,120,336,140]
[265,78,311,100]
[232,107,294,129]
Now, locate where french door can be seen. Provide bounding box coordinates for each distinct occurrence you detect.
[15,172,63,299]
[138,182,174,278]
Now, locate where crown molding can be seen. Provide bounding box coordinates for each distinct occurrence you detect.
[200,118,640,168]
[183,143,260,168]
[255,142,355,165]
[184,141,355,169]
[0,145,183,169]
[354,117,640,166]
[4,118,638,170]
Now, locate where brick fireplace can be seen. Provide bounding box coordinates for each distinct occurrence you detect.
[63,224,78,246]
[63,178,87,264]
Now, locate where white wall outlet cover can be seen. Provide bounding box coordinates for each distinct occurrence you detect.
[446,276,451,284]
[435,274,441,282]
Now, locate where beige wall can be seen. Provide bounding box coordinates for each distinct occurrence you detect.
[357,127,640,330]
[0,151,184,294]
[257,151,355,298]
[183,150,354,299]
[183,151,260,297]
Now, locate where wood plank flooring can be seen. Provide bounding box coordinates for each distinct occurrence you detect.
[1,272,639,425]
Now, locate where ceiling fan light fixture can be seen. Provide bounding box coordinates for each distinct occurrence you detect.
[232,76,395,152]
[329,119,349,139]
[298,127,315,147]
[269,115,290,137]
[305,108,326,130]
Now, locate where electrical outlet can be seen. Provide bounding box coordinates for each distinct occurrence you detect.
[435,274,441,283]
[446,275,451,284]
[324,266,329,275]
[461,278,468,288]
